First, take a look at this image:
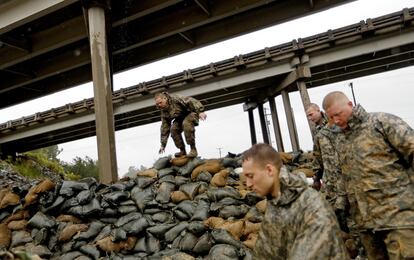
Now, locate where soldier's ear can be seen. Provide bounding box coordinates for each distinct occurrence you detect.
[265,164,275,177]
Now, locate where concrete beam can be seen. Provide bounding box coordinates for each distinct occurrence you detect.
[0,0,78,34]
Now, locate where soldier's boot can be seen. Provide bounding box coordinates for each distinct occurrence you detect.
[187,146,198,158]
[174,148,186,157]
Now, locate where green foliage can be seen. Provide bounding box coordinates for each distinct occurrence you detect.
[62,156,99,181]
[12,158,43,179]
[31,145,62,162]
[25,151,65,176]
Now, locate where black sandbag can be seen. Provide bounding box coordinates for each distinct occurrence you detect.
[102,207,117,217]
[102,191,130,206]
[155,182,175,204]
[131,186,156,212]
[171,233,182,249]
[165,221,189,242]
[80,245,100,260]
[144,207,164,214]
[187,221,205,235]
[211,229,244,250]
[0,211,9,222]
[76,189,94,205]
[123,217,149,235]
[11,230,33,247]
[39,189,58,207]
[24,243,52,258]
[134,176,157,189]
[244,192,263,206]
[153,156,172,170]
[67,198,102,217]
[222,157,239,168]
[42,195,65,213]
[191,199,210,221]
[207,244,239,260]
[159,174,176,184]
[32,227,48,245]
[60,197,79,211]
[151,211,173,223]
[146,233,161,254]
[118,205,138,215]
[93,225,111,243]
[59,251,84,260]
[210,197,244,211]
[133,236,147,253]
[196,171,212,183]
[226,176,239,186]
[28,211,56,229]
[206,187,241,202]
[59,181,89,197]
[193,232,213,254]
[158,168,175,178]
[148,248,181,258]
[98,218,117,224]
[111,228,127,242]
[179,231,198,252]
[176,157,203,176]
[219,204,249,219]
[75,221,105,241]
[115,212,142,228]
[146,223,176,238]
[179,182,203,200]
[174,201,196,219]
[175,176,190,186]
[120,199,135,206]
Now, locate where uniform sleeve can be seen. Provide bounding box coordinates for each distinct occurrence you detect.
[379,113,414,169]
[160,116,171,148]
[289,193,348,260]
[183,96,205,113]
[312,134,324,180]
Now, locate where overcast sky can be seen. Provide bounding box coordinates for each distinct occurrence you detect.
[1,0,413,176]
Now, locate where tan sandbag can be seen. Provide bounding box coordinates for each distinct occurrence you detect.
[243,221,261,237]
[0,190,20,209]
[137,168,158,178]
[170,156,189,167]
[24,179,55,207]
[2,210,30,224]
[56,214,82,224]
[203,217,226,229]
[210,169,230,187]
[0,188,8,203]
[256,199,267,214]
[292,167,314,178]
[243,233,258,249]
[171,191,190,203]
[0,223,11,249]
[278,152,293,163]
[219,220,245,240]
[58,223,89,242]
[96,236,137,252]
[7,219,28,230]
[238,189,250,199]
[191,159,223,180]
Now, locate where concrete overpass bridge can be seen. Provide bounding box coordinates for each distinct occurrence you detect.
[1,7,413,182]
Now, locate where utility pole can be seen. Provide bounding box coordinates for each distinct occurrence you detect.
[217,147,223,158]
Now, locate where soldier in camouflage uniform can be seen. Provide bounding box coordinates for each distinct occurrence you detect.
[242,143,348,259]
[323,91,414,260]
[306,103,328,190]
[155,92,206,158]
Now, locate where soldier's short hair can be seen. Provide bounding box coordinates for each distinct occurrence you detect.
[322,91,350,110]
[154,92,168,99]
[242,143,282,170]
[306,103,320,111]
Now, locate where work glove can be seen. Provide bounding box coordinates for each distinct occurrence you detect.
[159,146,165,154]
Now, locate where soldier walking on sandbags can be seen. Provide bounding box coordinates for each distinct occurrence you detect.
[323,91,414,260]
[155,92,207,158]
[242,143,349,259]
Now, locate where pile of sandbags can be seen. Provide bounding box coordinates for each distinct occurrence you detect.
[0,154,267,259]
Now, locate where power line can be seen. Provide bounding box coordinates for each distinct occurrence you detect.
[216,147,223,158]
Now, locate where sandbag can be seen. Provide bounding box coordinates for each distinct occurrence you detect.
[131,186,155,212]
[156,182,175,204]
[153,156,172,170]
[191,199,210,221]
[165,222,189,243]
[0,223,11,249]
[74,221,105,241]
[171,191,190,204]
[193,232,213,254]
[191,159,222,180]
[28,212,56,229]
[137,168,158,178]
[210,169,230,187]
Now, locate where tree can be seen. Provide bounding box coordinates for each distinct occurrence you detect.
[62,156,99,180]
[31,145,62,161]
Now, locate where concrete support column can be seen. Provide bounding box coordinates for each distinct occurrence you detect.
[268,97,284,152]
[281,90,300,151]
[258,103,270,144]
[87,5,118,184]
[297,80,314,138]
[247,109,257,146]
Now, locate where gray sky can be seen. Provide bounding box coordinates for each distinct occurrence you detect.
[1,0,413,176]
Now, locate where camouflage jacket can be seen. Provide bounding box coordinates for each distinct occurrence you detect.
[159,93,204,148]
[313,125,347,210]
[337,104,414,230]
[311,112,329,137]
[253,167,348,260]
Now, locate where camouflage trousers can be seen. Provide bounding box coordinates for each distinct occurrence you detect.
[171,112,198,149]
[360,229,414,260]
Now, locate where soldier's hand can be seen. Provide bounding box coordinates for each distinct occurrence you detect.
[159,147,165,154]
[312,178,321,191]
[199,112,207,121]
